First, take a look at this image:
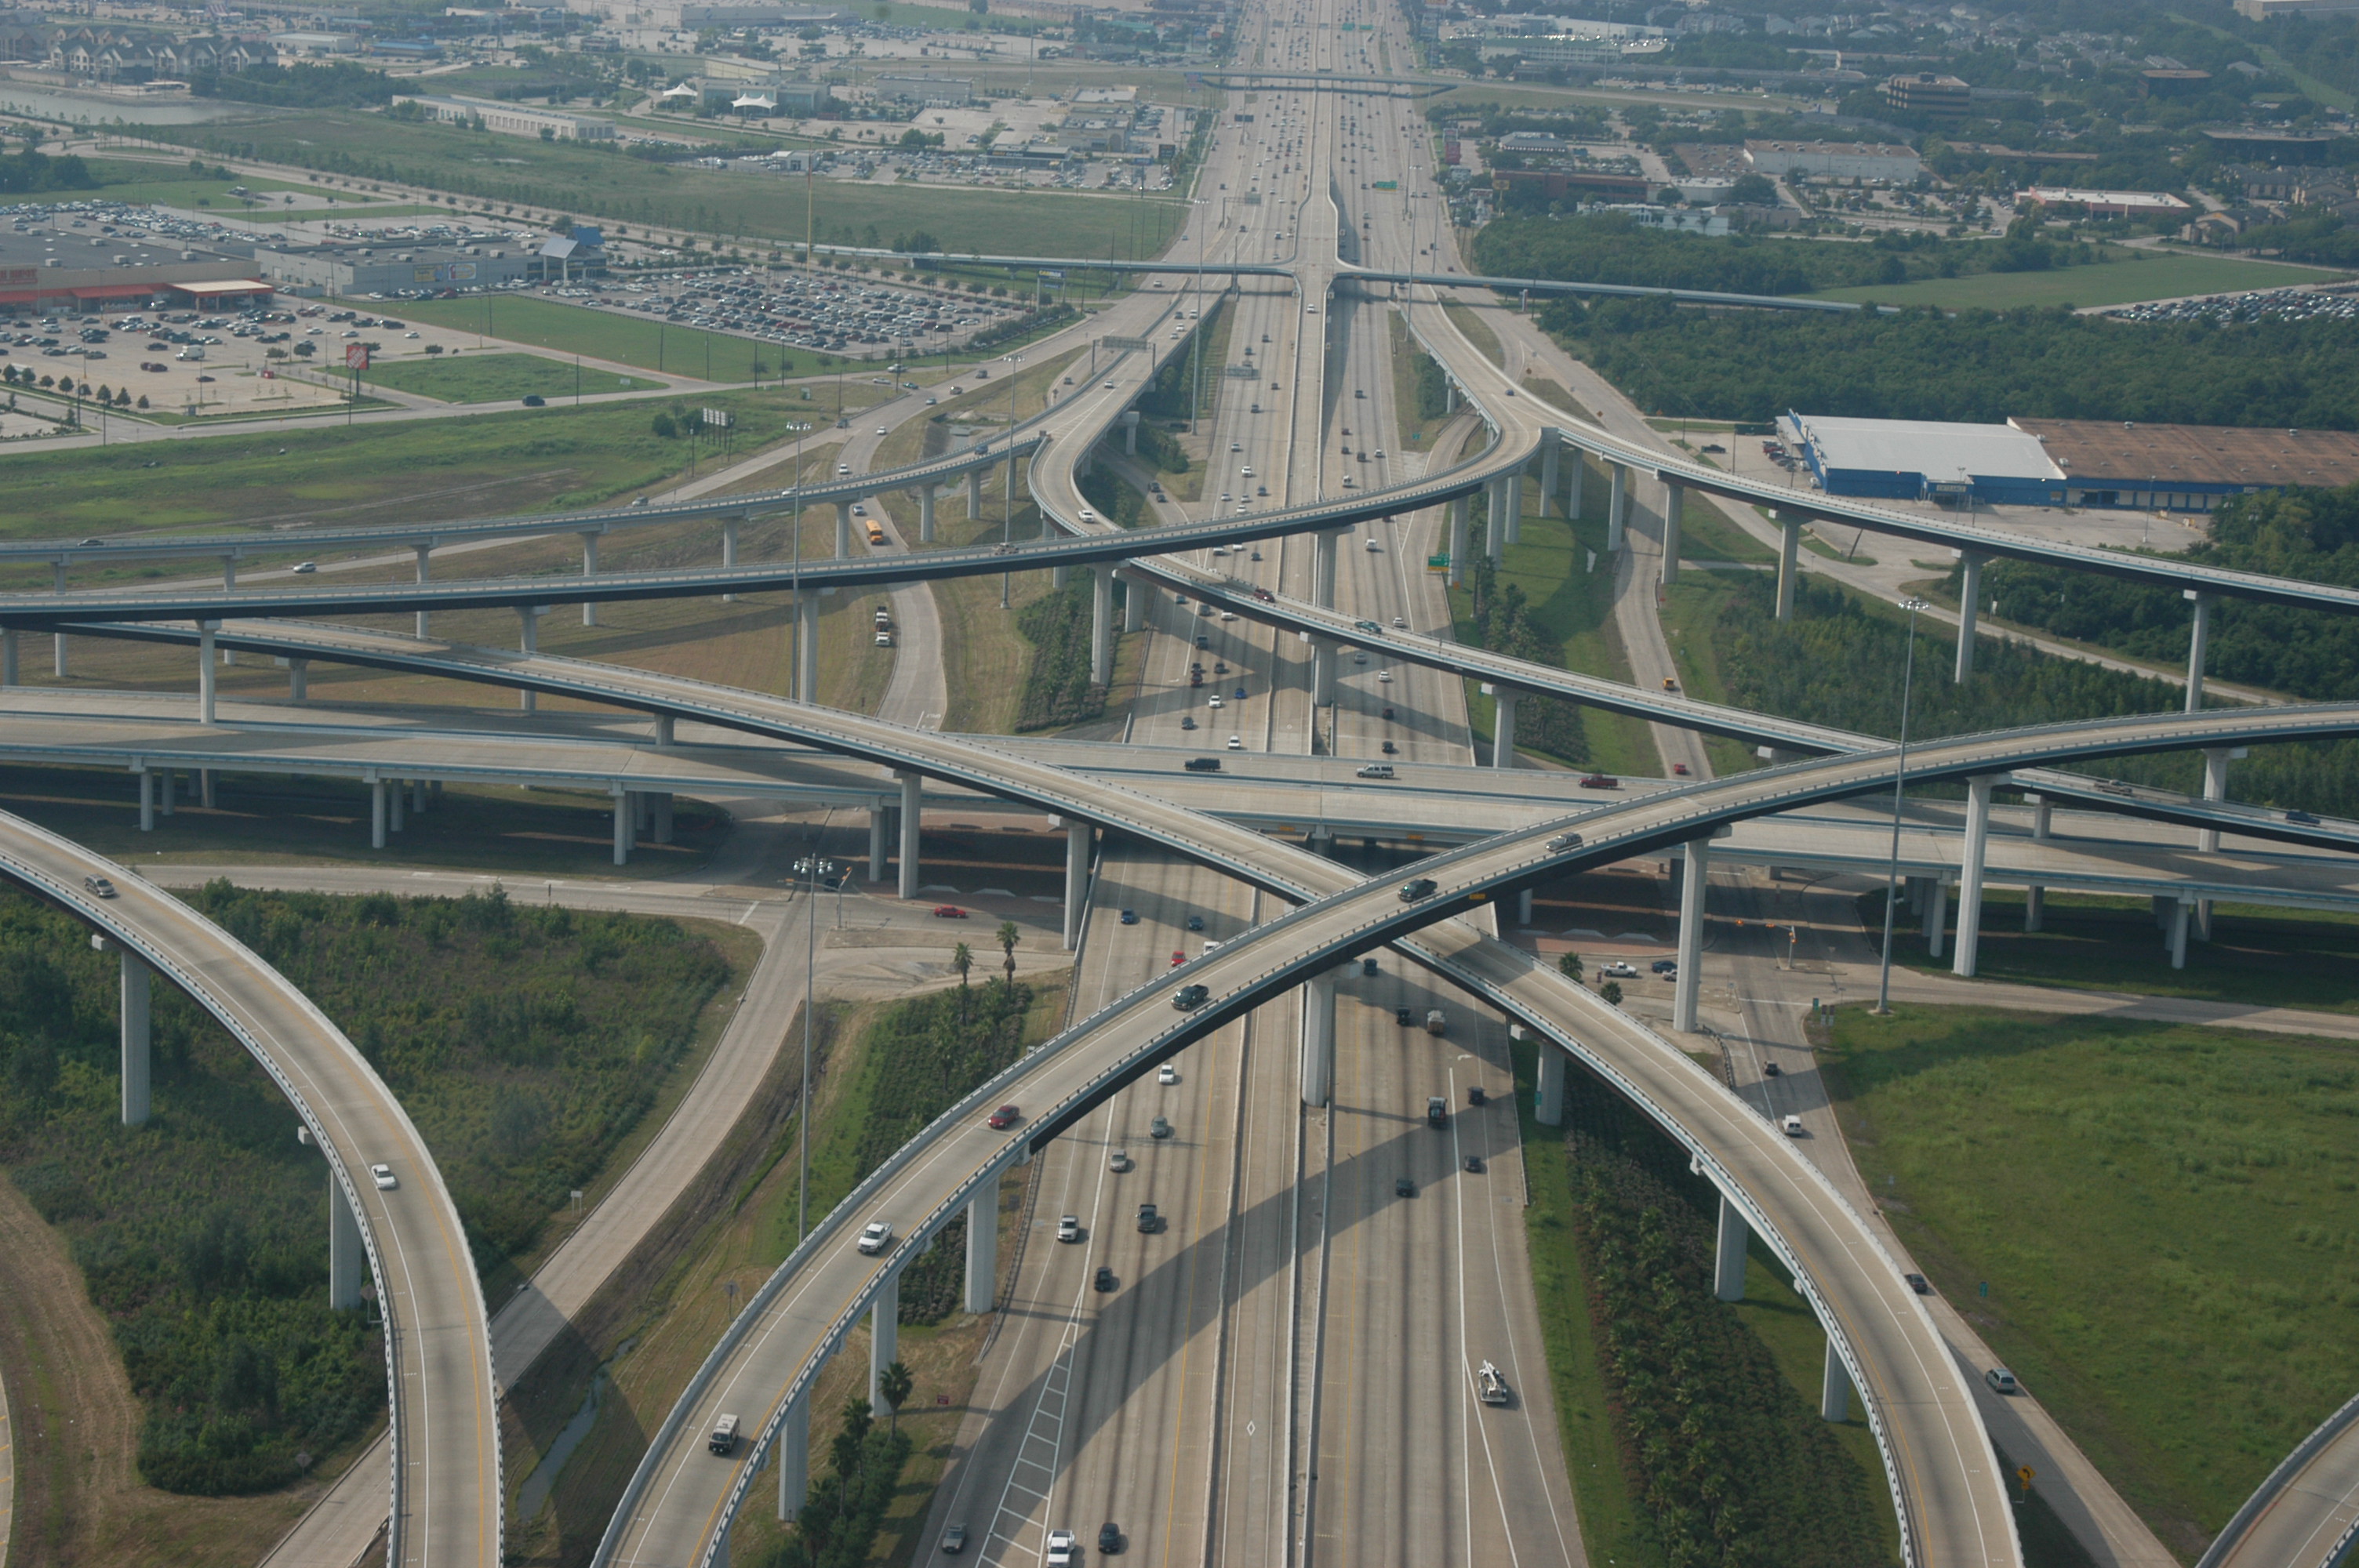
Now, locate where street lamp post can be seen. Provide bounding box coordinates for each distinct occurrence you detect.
[798,847,834,1245]
[1874,597,1931,1015]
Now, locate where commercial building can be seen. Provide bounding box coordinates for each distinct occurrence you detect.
[253,238,537,296]
[872,74,973,106]
[1882,71,1969,122]
[391,94,615,140]
[2022,187,2190,218]
[2237,0,2359,19]
[1743,139,1921,183]
[1779,411,2359,511]
[0,227,269,314]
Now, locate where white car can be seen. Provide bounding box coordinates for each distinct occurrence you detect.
[875,426,889,435]
[371,1163,398,1191]
[1598,960,1638,978]
[1056,1214,1081,1243]
[1158,1063,1179,1085]
[1376,670,1392,683]
[1208,695,1223,709]
[1046,1530,1077,1567]
[1782,1116,1806,1138]
[1226,735,1242,750]
[293,561,318,574]
[856,1220,893,1254]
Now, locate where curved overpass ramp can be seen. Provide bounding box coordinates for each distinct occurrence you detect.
[0,811,500,1568]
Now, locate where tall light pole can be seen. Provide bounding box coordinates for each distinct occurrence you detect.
[798,848,831,1244]
[1875,597,1931,1016]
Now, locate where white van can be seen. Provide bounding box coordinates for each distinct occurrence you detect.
[708,1413,740,1454]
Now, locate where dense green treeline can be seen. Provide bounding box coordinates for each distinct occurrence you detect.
[0,149,97,194]
[0,884,729,1495]
[752,1397,914,1568]
[1708,573,2359,815]
[1960,485,2359,699]
[1557,1087,1890,1566]
[1012,583,1108,731]
[1462,524,1591,766]
[192,61,392,109]
[841,978,1041,1324]
[1475,215,2112,297]
[1546,299,2359,430]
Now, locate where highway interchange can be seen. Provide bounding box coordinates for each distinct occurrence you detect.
[4,1,2359,1565]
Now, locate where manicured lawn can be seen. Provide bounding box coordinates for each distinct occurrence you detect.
[1817,252,2350,310]
[1825,1005,2359,1559]
[365,351,666,404]
[384,295,816,383]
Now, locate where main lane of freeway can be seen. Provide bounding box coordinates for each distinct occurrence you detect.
[95,617,2359,1568]
[0,808,500,1568]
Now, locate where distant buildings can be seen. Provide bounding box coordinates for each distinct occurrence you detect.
[2236,0,2359,19]
[1882,72,1970,123]
[871,74,974,107]
[2022,187,2191,218]
[391,94,616,140]
[1743,140,1921,184]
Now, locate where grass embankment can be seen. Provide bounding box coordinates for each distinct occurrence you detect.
[1826,1005,2359,1559]
[166,109,1186,256]
[1816,252,2350,311]
[1449,463,1656,775]
[364,351,667,404]
[1442,299,1504,368]
[1867,887,2359,1014]
[0,885,749,1563]
[1389,307,1452,453]
[387,295,817,383]
[1659,572,1767,778]
[507,974,1070,1568]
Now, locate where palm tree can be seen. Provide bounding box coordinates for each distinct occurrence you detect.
[878,1359,913,1434]
[996,920,1020,985]
[951,941,972,987]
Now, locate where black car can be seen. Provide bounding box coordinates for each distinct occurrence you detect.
[1464,1155,1485,1174]
[1650,957,1677,975]
[1763,1062,1782,1076]
[2288,808,2323,826]
[521,394,547,407]
[1186,914,1205,931]
[1398,878,1436,902]
[1395,1007,1415,1027]
[1395,1177,1415,1198]
[1467,1084,1486,1106]
[1095,1265,1117,1292]
[1172,984,1209,1011]
[1099,1523,1124,1554]
[1904,1272,1932,1295]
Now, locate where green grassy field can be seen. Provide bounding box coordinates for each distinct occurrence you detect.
[162,109,1186,256]
[0,385,816,546]
[381,296,815,383]
[1875,888,2359,1013]
[1818,252,2350,310]
[1826,1004,2359,1559]
[364,351,667,403]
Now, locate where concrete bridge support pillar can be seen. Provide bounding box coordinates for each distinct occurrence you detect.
[1951,775,1996,979]
[1491,688,1517,768]
[1775,511,1801,622]
[868,804,888,884]
[1448,495,1469,586]
[198,622,218,725]
[898,772,922,900]
[611,788,632,868]
[387,779,404,836]
[1821,1342,1852,1423]
[1567,452,1585,521]
[1485,479,1506,565]
[369,781,386,848]
[97,936,151,1127]
[1715,1193,1750,1302]
[2185,590,2214,711]
[652,792,674,845]
[329,1174,364,1312]
[202,770,217,811]
[967,468,983,520]
[1660,482,1685,587]
[2,629,16,688]
[580,533,601,626]
[2025,795,2051,932]
[1925,879,1947,960]
[1539,438,1560,517]
[1301,967,1336,1109]
[965,1168,1000,1316]
[1121,572,1144,634]
[1674,839,1710,1033]
[1090,566,1115,687]
[2200,747,2233,855]
[835,503,853,558]
[1534,1044,1564,1127]
[160,769,174,818]
[139,771,154,832]
[794,597,819,705]
[1314,529,1341,608]
[1517,887,1534,925]
[414,544,432,638]
[289,659,308,702]
[1313,641,1336,708]
[1954,553,1984,681]
[722,517,740,604]
[518,607,542,714]
[1502,471,1523,546]
[2170,896,2192,971]
[869,1270,899,1412]
[776,1392,810,1522]
[52,630,65,680]
[1063,819,1092,952]
[918,488,936,544]
[1607,463,1627,554]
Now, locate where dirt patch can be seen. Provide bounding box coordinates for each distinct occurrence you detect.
[0,1171,351,1567]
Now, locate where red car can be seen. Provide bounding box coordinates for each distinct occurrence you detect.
[1171,949,1187,967]
[932,905,968,919]
[987,1105,1022,1130]
[1671,762,1691,776]
[1579,774,1621,790]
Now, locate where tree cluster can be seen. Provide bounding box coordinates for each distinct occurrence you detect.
[1012,583,1108,731]
[760,1397,914,1568]
[1460,520,1589,766]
